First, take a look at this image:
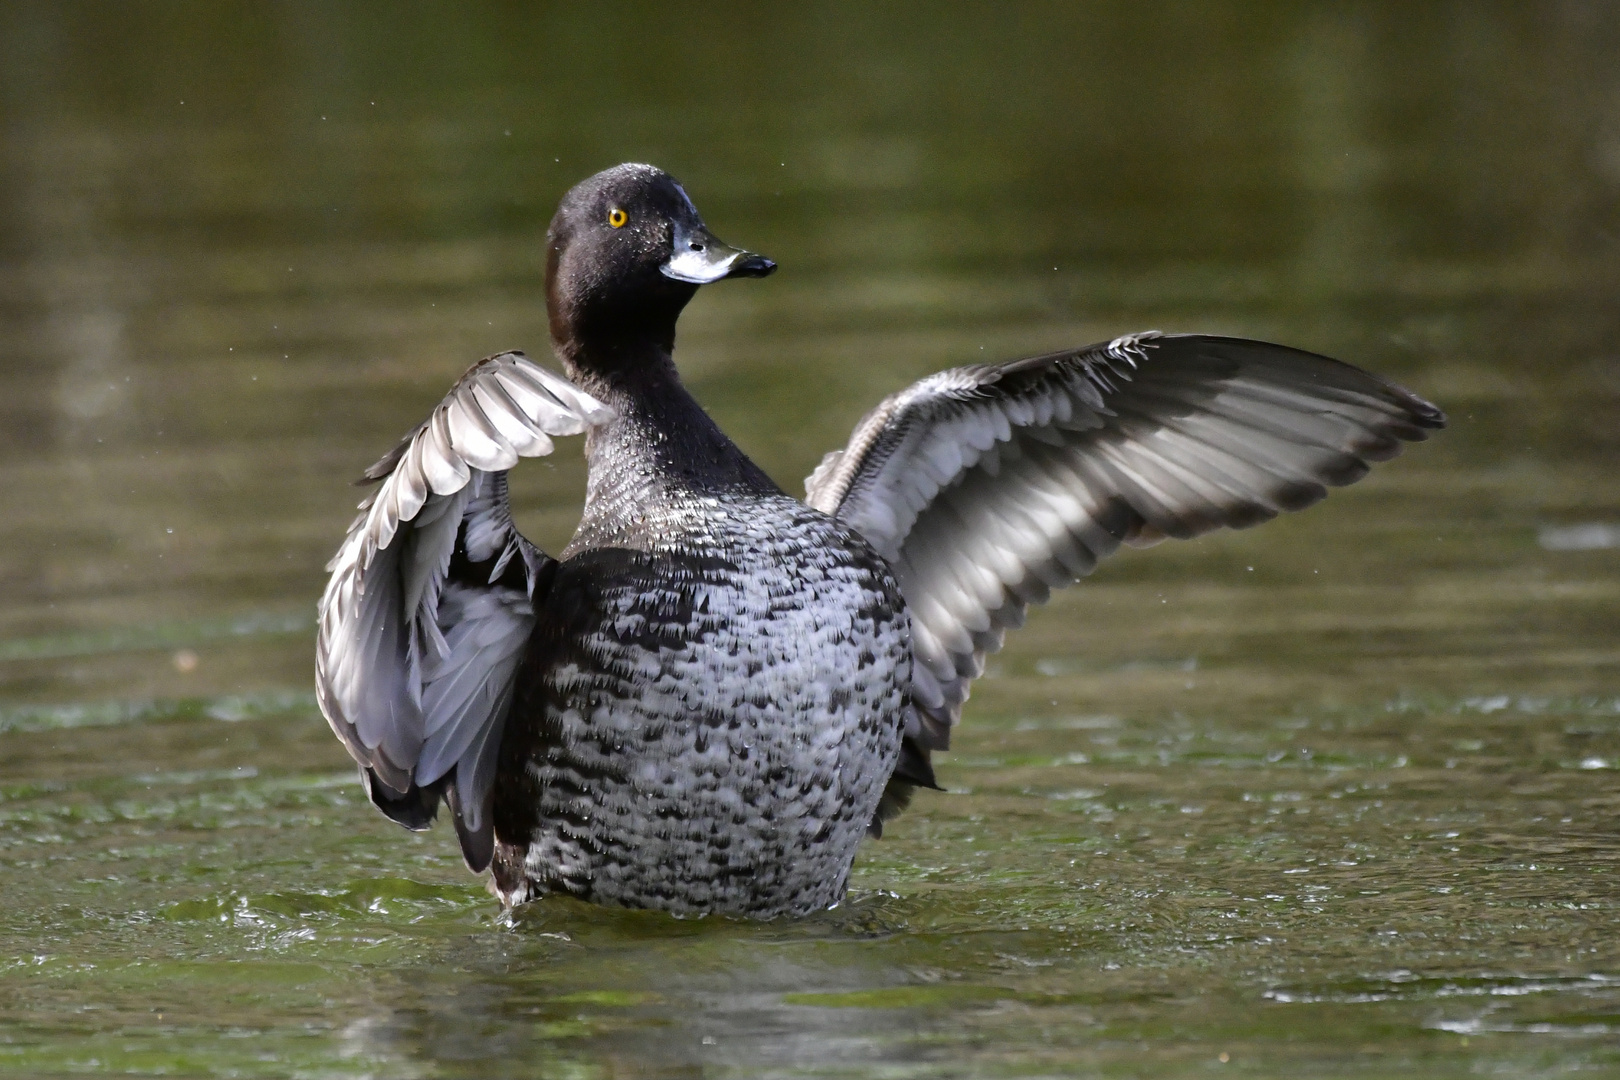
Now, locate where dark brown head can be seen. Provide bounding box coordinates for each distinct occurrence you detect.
[545,164,774,362]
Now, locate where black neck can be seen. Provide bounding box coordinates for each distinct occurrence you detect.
[556,337,781,551]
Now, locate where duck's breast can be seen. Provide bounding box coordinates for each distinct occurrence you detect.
[494,493,910,917]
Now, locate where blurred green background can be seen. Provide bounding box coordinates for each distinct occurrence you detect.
[1,3,1617,1077]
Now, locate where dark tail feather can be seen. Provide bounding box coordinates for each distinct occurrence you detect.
[446,784,495,873]
[362,766,494,873]
[867,735,943,837]
[362,767,441,830]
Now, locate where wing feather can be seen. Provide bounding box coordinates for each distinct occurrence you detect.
[316,350,611,870]
[810,333,1445,831]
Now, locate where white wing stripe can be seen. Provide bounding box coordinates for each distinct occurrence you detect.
[472,380,555,456]
[422,409,471,495]
[447,394,518,472]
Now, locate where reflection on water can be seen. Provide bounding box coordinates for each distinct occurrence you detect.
[1,2,1617,1076]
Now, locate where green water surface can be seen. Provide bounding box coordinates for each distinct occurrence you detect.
[1,3,1618,1076]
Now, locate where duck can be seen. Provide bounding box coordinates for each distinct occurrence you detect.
[316,162,1445,918]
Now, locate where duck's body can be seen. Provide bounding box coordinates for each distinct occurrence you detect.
[315,164,1445,918]
[494,370,909,915]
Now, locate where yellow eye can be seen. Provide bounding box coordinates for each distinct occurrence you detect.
[608,207,628,228]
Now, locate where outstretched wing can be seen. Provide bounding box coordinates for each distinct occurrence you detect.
[316,351,612,871]
[806,332,1445,820]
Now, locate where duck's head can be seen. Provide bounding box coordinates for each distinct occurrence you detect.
[546,163,775,359]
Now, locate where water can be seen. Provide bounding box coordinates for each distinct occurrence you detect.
[2,3,1618,1075]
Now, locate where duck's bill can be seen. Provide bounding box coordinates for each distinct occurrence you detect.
[662,221,776,283]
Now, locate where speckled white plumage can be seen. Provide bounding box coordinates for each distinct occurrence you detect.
[495,491,909,917]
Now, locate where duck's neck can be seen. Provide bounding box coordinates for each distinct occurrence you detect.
[555,337,781,548]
